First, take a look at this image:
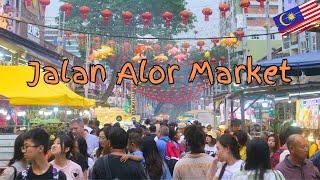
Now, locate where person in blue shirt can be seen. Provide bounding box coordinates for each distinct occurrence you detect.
[156,125,170,160]
[121,132,145,166]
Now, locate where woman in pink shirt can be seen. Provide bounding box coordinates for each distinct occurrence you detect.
[50,134,84,180]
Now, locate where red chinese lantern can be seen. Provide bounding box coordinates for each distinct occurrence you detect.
[219,3,230,18]
[165,43,173,51]
[107,40,116,47]
[122,11,133,26]
[235,29,245,41]
[65,31,72,40]
[122,41,131,54]
[141,12,153,27]
[202,7,212,21]
[60,3,73,18]
[152,43,161,54]
[210,58,217,65]
[93,36,101,44]
[257,0,266,8]
[179,10,191,25]
[211,38,220,47]
[25,0,32,7]
[162,11,173,27]
[101,9,112,25]
[220,56,226,64]
[77,34,86,46]
[197,40,205,50]
[93,36,101,49]
[79,6,90,21]
[39,0,50,14]
[240,0,250,14]
[182,42,190,53]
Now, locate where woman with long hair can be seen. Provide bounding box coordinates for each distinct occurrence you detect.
[0,133,27,180]
[166,127,182,175]
[233,130,248,160]
[207,134,243,180]
[141,136,171,180]
[50,134,83,180]
[92,126,111,160]
[268,134,280,169]
[231,139,285,180]
[68,133,89,180]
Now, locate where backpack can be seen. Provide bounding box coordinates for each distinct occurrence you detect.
[165,141,180,175]
[21,165,60,180]
[218,161,245,180]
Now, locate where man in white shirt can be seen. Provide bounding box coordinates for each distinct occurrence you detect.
[83,117,93,134]
[71,118,99,155]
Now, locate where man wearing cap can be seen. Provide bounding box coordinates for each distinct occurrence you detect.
[205,131,217,157]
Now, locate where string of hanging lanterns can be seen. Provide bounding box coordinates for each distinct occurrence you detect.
[58,1,266,27]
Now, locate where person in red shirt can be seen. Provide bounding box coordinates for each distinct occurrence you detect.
[165,127,182,175]
[268,134,280,169]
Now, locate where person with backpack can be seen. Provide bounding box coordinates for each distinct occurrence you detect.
[16,128,66,180]
[0,133,27,180]
[156,125,170,160]
[91,127,147,179]
[142,136,172,180]
[231,139,285,180]
[166,127,182,175]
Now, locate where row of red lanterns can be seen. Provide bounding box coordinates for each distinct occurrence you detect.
[136,87,204,103]
[59,0,264,27]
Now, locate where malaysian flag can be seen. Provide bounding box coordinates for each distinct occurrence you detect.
[273,0,320,34]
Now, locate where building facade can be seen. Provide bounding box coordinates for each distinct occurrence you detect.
[44,17,81,57]
[234,0,284,61]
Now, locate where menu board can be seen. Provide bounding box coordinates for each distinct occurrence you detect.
[296,98,320,129]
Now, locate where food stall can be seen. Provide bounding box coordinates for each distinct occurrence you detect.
[0,66,95,133]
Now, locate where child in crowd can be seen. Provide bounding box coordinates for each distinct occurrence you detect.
[205,131,217,157]
[120,132,145,166]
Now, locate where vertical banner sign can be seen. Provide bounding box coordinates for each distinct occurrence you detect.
[130,83,136,115]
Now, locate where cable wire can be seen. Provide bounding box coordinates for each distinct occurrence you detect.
[0,15,280,40]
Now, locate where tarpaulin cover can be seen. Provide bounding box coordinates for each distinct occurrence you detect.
[0,66,95,107]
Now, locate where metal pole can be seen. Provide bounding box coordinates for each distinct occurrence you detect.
[17,0,22,35]
[266,0,272,60]
[84,34,91,98]
[240,94,245,122]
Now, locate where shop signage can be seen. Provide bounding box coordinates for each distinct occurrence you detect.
[296,98,320,129]
[27,24,40,38]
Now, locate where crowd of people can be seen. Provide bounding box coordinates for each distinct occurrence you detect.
[1,118,320,180]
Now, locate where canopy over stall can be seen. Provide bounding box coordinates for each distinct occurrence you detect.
[0,66,95,107]
[257,52,320,69]
[256,52,320,76]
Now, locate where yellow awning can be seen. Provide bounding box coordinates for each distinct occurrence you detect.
[94,107,140,125]
[0,66,95,107]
